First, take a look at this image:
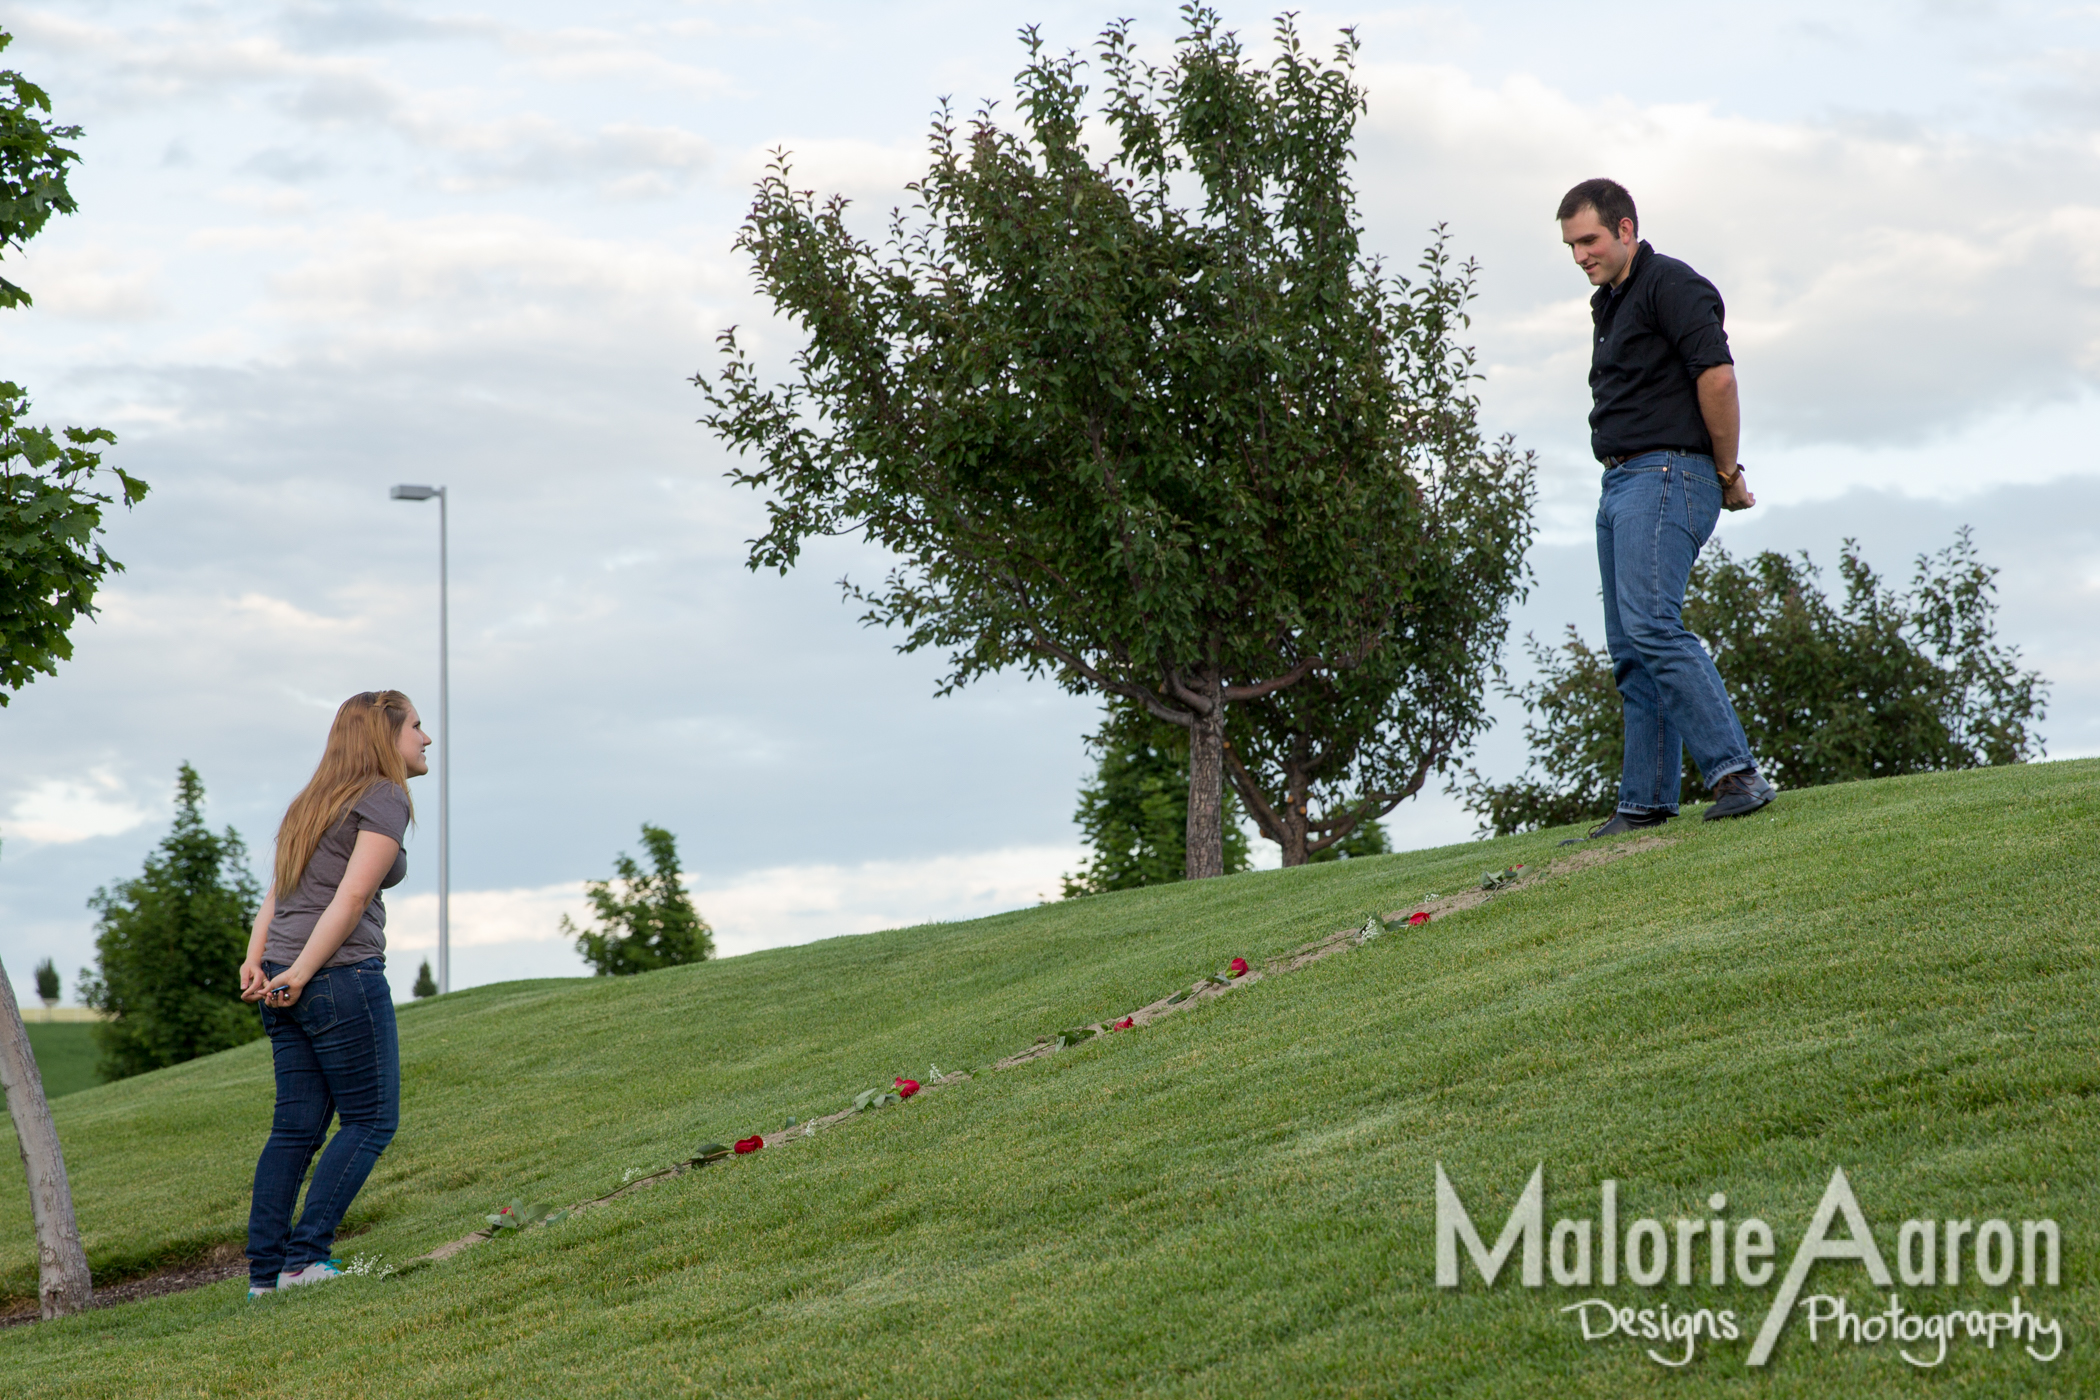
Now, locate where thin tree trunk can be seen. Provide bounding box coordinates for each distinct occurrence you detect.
[0,958,93,1319]
[1279,741,1312,867]
[1184,671,1226,879]
[1279,808,1309,866]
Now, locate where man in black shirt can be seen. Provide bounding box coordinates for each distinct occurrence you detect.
[1558,178,1775,833]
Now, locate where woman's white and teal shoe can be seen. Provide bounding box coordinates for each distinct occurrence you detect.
[277,1260,344,1288]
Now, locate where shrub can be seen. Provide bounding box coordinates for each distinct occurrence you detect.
[1463,531,2047,835]
[564,825,714,976]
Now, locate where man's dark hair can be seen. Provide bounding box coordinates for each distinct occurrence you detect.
[1556,178,1637,236]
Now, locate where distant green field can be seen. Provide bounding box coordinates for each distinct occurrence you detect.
[1,760,2094,1397]
[23,1022,103,1100]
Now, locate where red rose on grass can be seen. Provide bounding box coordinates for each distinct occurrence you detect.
[1228,957,1249,978]
[1408,911,1431,926]
[1113,1017,1134,1030]
[733,1134,765,1154]
[894,1078,920,1098]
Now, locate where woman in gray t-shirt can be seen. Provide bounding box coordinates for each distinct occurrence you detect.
[237,689,429,1296]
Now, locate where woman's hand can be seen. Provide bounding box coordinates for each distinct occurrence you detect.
[239,959,270,1003]
[261,969,309,1009]
[254,832,396,1011]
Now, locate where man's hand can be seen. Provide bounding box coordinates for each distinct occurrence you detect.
[1697,364,1743,505]
[1720,466,1756,512]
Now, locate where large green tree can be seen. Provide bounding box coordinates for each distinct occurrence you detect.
[565,825,715,976]
[0,26,142,1320]
[1464,531,2049,835]
[699,10,1531,878]
[79,765,263,1079]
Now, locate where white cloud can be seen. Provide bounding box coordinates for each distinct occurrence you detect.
[726,137,933,214]
[424,120,716,196]
[11,7,718,196]
[244,214,735,356]
[495,26,734,95]
[0,769,156,846]
[10,244,169,321]
[382,843,1086,969]
[1353,62,2100,451]
[692,844,1084,949]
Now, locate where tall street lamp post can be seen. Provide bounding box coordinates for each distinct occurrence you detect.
[389,483,450,994]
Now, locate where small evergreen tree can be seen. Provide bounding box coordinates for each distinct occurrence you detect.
[1063,710,1250,896]
[564,825,714,976]
[1462,531,2048,835]
[78,764,262,1078]
[32,958,58,1006]
[411,960,437,999]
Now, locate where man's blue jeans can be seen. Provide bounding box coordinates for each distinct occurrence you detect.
[1596,452,1753,815]
[247,956,399,1287]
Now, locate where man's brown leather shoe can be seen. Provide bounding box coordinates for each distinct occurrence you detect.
[1705,768,1776,820]
[1559,809,1671,845]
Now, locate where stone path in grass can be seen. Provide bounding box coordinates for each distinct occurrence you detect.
[6,833,1670,1320]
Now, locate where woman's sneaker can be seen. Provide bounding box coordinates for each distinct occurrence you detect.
[1705,768,1776,820]
[248,1285,275,1299]
[278,1260,345,1288]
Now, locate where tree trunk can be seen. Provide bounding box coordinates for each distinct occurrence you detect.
[1278,813,1309,865]
[0,959,93,1319]
[1278,739,1312,867]
[1184,672,1226,879]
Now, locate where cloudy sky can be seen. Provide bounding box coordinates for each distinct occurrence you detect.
[2,1,2095,1004]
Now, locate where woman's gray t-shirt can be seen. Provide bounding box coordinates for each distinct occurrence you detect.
[264,780,410,968]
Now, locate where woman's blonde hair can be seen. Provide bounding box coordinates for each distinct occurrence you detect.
[273,690,417,897]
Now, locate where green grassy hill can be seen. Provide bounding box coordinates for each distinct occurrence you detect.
[22,1022,103,1099]
[2,761,2094,1397]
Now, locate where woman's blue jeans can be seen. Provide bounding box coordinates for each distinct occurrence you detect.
[247,956,399,1287]
[1596,452,1754,815]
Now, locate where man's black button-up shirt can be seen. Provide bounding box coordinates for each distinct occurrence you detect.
[1588,241,1733,462]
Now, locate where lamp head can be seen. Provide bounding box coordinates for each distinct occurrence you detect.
[390,484,439,501]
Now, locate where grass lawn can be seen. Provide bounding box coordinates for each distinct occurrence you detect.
[22,1022,104,1100]
[1,760,2093,1397]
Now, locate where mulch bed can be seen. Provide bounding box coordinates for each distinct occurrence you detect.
[1,1242,247,1328]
